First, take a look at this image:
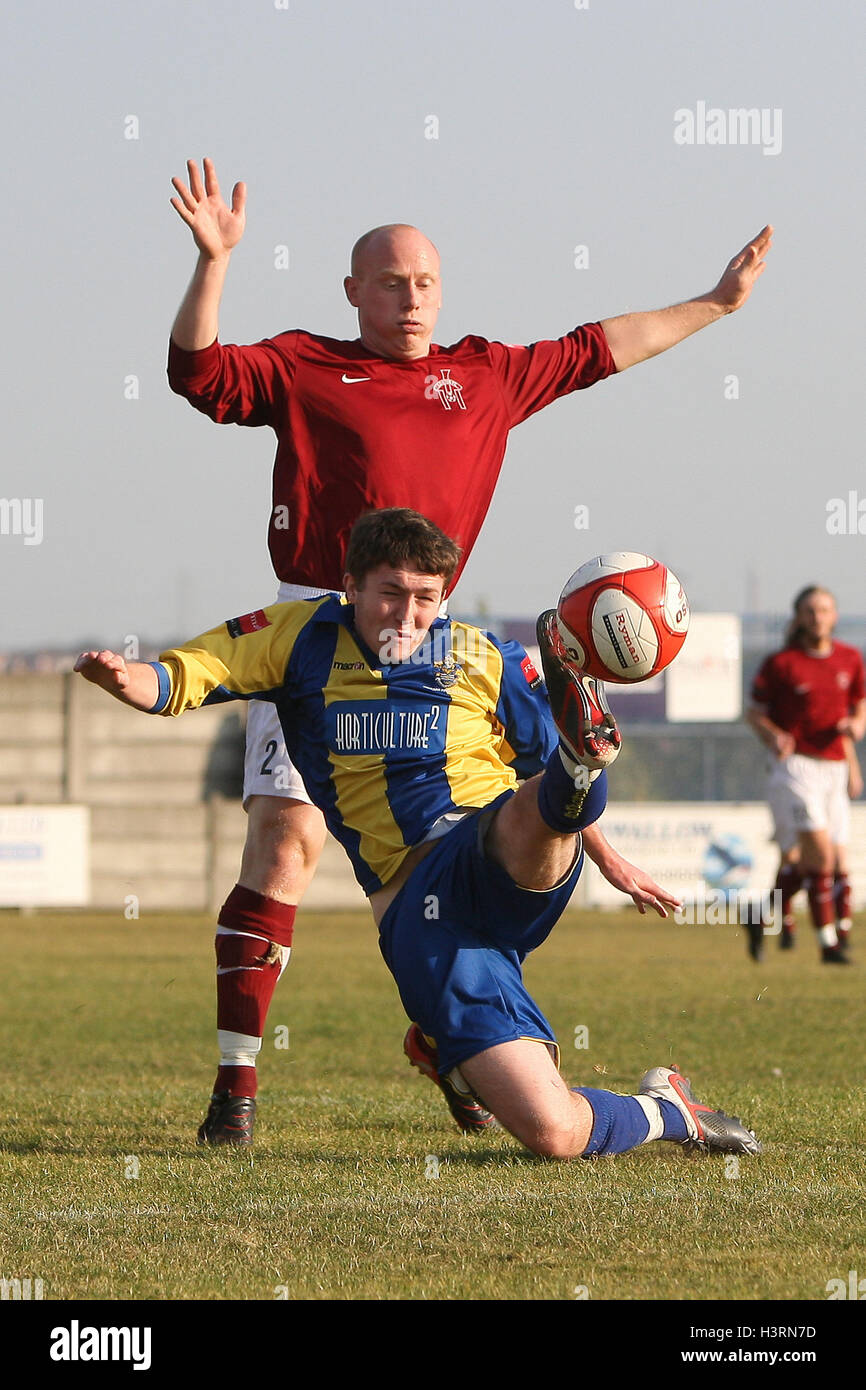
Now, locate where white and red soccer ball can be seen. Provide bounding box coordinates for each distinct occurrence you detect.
[556,552,689,683]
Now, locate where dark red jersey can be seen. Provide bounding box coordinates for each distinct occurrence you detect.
[167,326,615,589]
[751,642,866,759]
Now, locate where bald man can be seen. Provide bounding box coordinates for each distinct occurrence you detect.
[167,157,772,1145]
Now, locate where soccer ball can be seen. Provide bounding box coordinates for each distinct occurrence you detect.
[556,552,689,682]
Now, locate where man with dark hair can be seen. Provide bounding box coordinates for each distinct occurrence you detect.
[344,509,462,589]
[167,155,773,1140]
[76,508,761,1160]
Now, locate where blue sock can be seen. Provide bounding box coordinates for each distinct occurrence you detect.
[537,754,607,833]
[574,1088,689,1155]
[658,1098,689,1141]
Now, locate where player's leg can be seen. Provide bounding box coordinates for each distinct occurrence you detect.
[199,704,327,1145]
[765,765,804,953]
[775,848,803,950]
[828,762,853,949]
[391,799,761,1157]
[239,794,327,898]
[798,827,846,963]
[833,846,852,948]
[768,754,847,964]
[459,1040,760,1159]
[482,773,593,890]
[753,847,801,960]
[393,849,657,1162]
[480,605,620,890]
[460,1041,598,1158]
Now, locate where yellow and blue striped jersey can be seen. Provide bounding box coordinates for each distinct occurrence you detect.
[150,596,556,894]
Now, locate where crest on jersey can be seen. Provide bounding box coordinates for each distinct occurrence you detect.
[426,368,466,411]
[432,655,461,688]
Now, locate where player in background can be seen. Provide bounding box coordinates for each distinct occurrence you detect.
[167,155,773,1142]
[747,587,865,963]
[75,508,761,1161]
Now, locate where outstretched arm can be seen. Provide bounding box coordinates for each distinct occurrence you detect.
[601,225,773,372]
[74,651,159,711]
[581,823,681,918]
[170,158,247,351]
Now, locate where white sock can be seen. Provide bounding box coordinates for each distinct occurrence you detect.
[217,1029,262,1069]
[633,1094,666,1143]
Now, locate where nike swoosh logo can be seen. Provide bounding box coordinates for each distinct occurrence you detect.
[341,374,371,383]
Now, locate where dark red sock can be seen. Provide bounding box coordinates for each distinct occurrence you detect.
[213,885,296,1098]
[777,862,802,906]
[776,862,802,932]
[805,873,835,931]
[834,873,851,928]
[214,1063,259,1098]
[217,884,297,949]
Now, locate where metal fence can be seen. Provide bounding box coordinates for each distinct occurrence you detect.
[607,722,773,803]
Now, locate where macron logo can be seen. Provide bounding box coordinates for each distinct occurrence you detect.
[50,1321,152,1371]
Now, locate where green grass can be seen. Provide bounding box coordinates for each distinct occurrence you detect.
[1,910,864,1301]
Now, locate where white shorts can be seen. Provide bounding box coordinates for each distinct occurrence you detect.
[766,753,850,852]
[243,581,341,806]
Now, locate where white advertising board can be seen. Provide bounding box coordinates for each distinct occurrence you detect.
[579,802,866,911]
[666,613,742,722]
[0,806,90,906]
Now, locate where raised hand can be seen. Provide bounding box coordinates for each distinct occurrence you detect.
[74,651,159,710]
[596,852,682,919]
[74,649,130,693]
[712,224,774,313]
[581,823,681,918]
[772,729,796,758]
[170,158,246,261]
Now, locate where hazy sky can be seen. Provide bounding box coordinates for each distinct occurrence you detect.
[1,0,864,650]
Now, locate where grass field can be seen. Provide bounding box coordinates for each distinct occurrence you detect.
[2,908,864,1303]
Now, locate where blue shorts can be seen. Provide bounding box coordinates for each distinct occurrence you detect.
[378,790,583,1076]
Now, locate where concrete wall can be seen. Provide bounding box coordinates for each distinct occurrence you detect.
[0,673,365,911]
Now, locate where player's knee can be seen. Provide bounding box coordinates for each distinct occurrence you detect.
[799,835,834,876]
[243,798,326,880]
[520,1117,582,1160]
[528,1126,580,1161]
[804,849,835,876]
